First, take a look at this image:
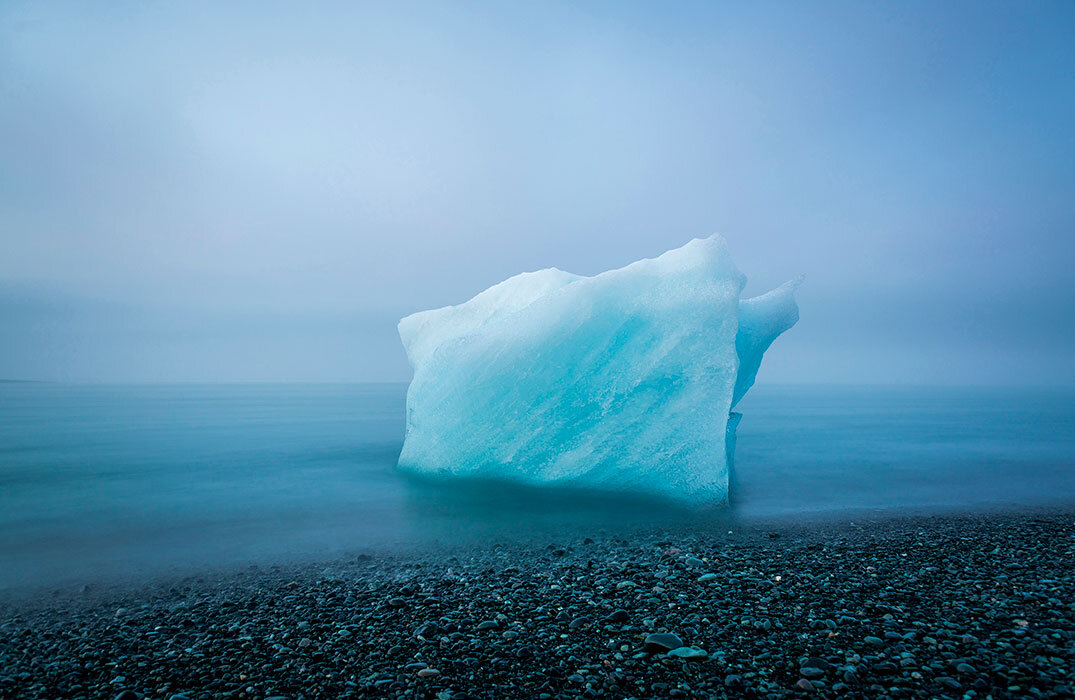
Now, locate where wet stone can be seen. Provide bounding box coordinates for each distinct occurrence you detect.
[644,633,684,652]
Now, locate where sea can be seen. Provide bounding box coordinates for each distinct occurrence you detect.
[1,382,1073,590]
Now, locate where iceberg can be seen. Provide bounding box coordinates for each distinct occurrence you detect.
[396,235,799,504]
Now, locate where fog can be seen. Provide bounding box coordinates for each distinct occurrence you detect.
[2,1,1073,384]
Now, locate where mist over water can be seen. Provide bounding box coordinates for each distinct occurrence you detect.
[1,382,1073,591]
[2,2,1074,388]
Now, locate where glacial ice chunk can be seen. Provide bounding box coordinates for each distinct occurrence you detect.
[397,235,799,504]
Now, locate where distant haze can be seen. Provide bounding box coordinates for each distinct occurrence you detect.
[2,1,1073,384]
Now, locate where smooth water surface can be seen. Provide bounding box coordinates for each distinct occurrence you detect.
[1,382,1073,589]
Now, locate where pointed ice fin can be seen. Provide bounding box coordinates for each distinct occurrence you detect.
[732,276,802,409]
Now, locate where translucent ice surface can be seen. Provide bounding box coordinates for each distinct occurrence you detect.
[397,236,799,504]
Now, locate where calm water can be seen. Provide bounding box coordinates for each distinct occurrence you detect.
[1,382,1073,589]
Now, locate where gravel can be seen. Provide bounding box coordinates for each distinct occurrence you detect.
[1,510,1073,699]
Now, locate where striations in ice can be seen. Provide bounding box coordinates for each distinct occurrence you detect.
[396,235,799,504]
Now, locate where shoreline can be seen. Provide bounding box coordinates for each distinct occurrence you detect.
[5,497,1072,600]
[2,507,1072,698]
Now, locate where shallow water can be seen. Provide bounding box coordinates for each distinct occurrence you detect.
[1,382,1073,589]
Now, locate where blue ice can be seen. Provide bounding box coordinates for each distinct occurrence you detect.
[397,236,799,504]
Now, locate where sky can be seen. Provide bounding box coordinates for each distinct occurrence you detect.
[1,1,1073,384]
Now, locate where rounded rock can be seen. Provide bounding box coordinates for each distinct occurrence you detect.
[644,632,684,652]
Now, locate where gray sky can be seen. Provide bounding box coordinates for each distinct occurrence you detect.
[2,1,1073,384]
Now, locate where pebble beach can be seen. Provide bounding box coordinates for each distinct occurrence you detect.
[2,509,1072,700]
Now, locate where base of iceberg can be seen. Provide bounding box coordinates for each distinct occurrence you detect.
[396,235,799,504]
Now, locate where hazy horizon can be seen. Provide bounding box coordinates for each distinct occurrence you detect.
[3,1,1073,385]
